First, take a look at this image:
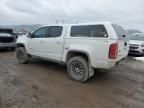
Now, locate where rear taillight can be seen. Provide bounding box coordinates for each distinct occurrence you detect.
[109,43,118,59]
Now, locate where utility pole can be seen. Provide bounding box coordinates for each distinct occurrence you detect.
[62,19,65,24]
[75,19,79,24]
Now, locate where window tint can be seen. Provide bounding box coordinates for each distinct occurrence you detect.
[33,27,49,38]
[48,26,63,37]
[71,25,108,38]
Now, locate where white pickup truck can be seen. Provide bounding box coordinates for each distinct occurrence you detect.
[16,22,129,82]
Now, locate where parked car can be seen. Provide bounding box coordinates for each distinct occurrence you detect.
[16,22,129,82]
[0,28,17,50]
[129,33,144,56]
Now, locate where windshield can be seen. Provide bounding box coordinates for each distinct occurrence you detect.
[130,33,144,41]
[0,29,13,34]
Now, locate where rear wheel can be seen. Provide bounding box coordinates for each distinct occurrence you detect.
[67,56,89,82]
[16,47,30,64]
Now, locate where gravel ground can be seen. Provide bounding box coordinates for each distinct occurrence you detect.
[0,50,144,108]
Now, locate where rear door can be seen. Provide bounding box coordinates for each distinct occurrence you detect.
[112,24,129,60]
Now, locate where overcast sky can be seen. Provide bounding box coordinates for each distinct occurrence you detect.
[0,0,143,31]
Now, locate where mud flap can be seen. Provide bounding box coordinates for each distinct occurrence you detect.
[88,62,94,77]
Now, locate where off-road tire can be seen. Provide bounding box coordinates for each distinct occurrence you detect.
[67,56,89,82]
[16,47,30,64]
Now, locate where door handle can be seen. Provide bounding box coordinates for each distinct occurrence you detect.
[56,41,62,44]
[30,48,33,50]
[40,41,44,43]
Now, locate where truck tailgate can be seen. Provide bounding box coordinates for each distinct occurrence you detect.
[117,40,129,61]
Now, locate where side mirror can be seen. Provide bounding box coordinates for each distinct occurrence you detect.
[27,33,32,38]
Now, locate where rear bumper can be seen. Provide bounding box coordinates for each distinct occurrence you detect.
[0,42,16,48]
[92,60,116,70]
[92,57,126,70]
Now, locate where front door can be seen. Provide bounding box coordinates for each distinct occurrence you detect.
[27,27,49,57]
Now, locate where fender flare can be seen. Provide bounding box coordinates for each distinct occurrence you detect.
[66,49,91,64]
[16,43,26,48]
[66,50,94,77]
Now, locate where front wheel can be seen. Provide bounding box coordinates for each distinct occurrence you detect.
[67,56,89,82]
[16,47,30,64]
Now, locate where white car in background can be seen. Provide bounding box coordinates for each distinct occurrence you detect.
[129,33,144,56]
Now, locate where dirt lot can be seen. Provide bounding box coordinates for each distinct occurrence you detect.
[0,50,144,108]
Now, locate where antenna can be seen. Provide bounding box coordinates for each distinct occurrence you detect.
[75,19,79,24]
[62,19,65,24]
[56,20,59,24]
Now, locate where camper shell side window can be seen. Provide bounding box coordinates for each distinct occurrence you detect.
[70,25,108,38]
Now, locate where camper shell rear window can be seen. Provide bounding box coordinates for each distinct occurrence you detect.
[112,24,128,40]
